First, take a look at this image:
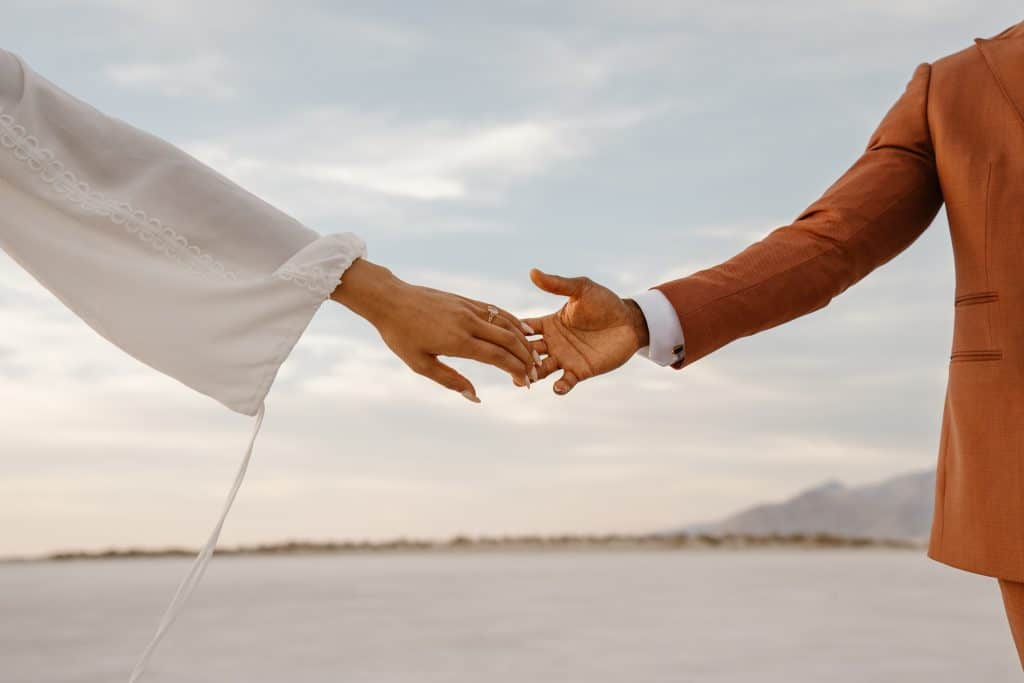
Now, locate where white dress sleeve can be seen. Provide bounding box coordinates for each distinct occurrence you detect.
[0,49,366,416]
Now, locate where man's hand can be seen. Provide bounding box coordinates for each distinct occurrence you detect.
[524,269,649,395]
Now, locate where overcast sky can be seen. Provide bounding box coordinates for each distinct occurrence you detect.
[1,1,1021,557]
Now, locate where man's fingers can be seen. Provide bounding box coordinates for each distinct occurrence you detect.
[417,356,481,403]
[554,369,579,396]
[529,269,589,298]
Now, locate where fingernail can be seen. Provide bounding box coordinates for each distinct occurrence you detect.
[461,390,481,404]
[522,322,535,335]
[554,383,566,394]
[532,350,542,366]
[530,367,538,382]
[524,374,532,389]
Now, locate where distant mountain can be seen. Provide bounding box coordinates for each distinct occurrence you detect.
[684,469,936,541]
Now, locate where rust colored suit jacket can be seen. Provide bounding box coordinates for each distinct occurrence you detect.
[656,22,1024,581]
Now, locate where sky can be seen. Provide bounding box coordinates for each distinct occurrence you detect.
[1,1,1021,557]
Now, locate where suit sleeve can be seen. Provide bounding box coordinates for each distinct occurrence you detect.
[656,63,943,368]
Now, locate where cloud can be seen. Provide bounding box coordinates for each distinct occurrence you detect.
[290,119,577,200]
[105,53,235,99]
[1,0,990,556]
[185,102,679,207]
[508,28,692,94]
[593,0,967,26]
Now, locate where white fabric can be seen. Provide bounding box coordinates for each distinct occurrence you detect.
[0,48,365,416]
[0,49,368,680]
[128,402,266,683]
[632,289,685,366]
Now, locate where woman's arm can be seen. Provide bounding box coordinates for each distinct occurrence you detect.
[0,48,535,411]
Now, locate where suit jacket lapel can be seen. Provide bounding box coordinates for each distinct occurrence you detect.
[977,31,1024,126]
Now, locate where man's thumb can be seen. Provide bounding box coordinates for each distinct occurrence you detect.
[530,269,587,298]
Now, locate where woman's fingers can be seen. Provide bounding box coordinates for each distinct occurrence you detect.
[536,355,559,381]
[521,316,545,336]
[473,318,536,378]
[460,339,532,384]
[415,356,481,403]
[474,304,538,368]
[493,305,535,336]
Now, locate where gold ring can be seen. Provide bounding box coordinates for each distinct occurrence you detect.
[486,305,499,324]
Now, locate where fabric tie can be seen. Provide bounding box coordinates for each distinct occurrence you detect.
[128,402,266,682]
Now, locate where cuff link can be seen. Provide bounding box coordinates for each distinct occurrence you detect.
[672,344,685,363]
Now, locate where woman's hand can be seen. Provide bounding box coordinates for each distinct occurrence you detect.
[331,258,541,402]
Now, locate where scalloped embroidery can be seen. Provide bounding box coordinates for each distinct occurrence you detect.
[275,232,367,300]
[275,264,340,299]
[0,108,358,297]
[0,108,237,280]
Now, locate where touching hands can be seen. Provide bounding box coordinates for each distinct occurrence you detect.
[331,259,646,401]
[524,269,649,396]
[332,258,541,402]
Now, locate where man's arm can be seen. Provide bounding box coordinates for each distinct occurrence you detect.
[657,63,942,368]
[526,63,942,393]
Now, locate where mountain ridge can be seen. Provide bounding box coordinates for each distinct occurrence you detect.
[683,469,936,541]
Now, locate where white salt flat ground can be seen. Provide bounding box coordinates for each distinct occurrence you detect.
[1,549,1019,682]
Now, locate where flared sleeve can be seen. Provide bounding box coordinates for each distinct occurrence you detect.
[0,48,365,415]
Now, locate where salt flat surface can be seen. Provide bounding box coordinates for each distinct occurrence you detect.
[1,549,1018,682]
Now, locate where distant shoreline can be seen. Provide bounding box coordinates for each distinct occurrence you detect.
[3,533,924,563]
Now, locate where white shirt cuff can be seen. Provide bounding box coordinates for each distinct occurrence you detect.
[631,289,685,366]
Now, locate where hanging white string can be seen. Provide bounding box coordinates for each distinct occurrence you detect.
[128,402,266,683]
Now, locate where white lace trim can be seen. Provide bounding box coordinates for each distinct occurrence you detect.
[0,107,363,296]
[0,108,236,281]
[274,233,366,300]
[276,264,341,298]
